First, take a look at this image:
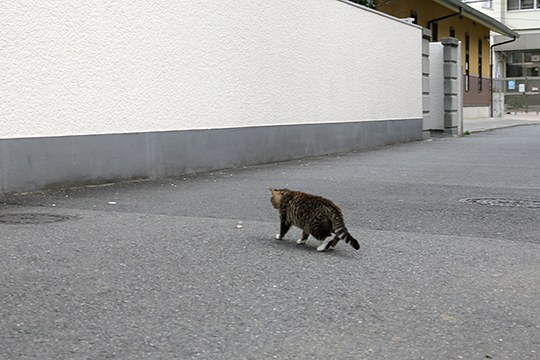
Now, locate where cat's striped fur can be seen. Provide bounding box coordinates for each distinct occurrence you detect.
[270,188,360,252]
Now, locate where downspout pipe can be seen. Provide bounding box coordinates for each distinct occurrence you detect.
[490,36,518,117]
[427,7,463,39]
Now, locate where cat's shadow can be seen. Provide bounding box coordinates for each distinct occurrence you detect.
[259,236,357,259]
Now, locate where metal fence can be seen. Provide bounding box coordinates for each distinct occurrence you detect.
[495,77,540,113]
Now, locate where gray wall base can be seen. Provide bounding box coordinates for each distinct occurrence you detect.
[1,119,422,194]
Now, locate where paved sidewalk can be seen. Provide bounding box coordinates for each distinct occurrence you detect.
[464,112,540,133]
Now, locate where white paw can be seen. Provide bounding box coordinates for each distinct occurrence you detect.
[296,238,307,245]
[276,234,283,240]
[317,239,332,252]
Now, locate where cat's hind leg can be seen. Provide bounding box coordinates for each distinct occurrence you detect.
[330,235,340,248]
[296,231,309,245]
[316,237,333,252]
[312,227,333,252]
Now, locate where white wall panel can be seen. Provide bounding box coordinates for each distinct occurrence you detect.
[1,0,422,138]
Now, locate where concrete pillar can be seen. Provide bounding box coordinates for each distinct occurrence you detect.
[442,37,459,135]
[493,92,505,118]
[422,29,431,139]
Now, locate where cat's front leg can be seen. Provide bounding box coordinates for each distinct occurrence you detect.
[276,220,291,240]
[296,231,309,245]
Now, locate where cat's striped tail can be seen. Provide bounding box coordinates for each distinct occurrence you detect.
[333,218,360,250]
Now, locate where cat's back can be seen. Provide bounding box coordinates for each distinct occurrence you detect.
[289,190,342,216]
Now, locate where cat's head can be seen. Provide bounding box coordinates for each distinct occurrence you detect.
[269,188,289,209]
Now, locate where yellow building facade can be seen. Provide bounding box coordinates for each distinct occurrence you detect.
[376,0,517,114]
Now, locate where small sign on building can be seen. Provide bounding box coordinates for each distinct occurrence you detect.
[508,80,516,90]
[519,83,526,93]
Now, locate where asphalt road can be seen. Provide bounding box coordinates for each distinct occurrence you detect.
[1,125,539,359]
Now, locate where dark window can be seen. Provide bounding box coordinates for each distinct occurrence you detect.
[508,0,535,10]
[449,27,455,38]
[526,66,540,77]
[508,0,519,10]
[478,39,483,92]
[512,52,524,63]
[507,51,540,78]
[432,22,438,42]
[522,0,534,9]
[506,64,523,77]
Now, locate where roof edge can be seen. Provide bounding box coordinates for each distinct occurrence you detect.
[432,0,519,38]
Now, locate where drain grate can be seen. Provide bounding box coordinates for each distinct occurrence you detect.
[459,198,540,209]
[0,213,76,225]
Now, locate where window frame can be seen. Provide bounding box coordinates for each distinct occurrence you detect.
[507,0,539,10]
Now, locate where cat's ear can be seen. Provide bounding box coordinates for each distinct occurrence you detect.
[268,187,274,193]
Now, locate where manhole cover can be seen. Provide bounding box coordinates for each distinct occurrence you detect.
[459,198,540,209]
[0,213,76,224]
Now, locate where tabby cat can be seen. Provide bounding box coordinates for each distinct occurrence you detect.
[269,188,360,252]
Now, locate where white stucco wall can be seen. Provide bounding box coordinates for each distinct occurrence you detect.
[467,2,503,23]
[506,10,540,30]
[1,0,422,139]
